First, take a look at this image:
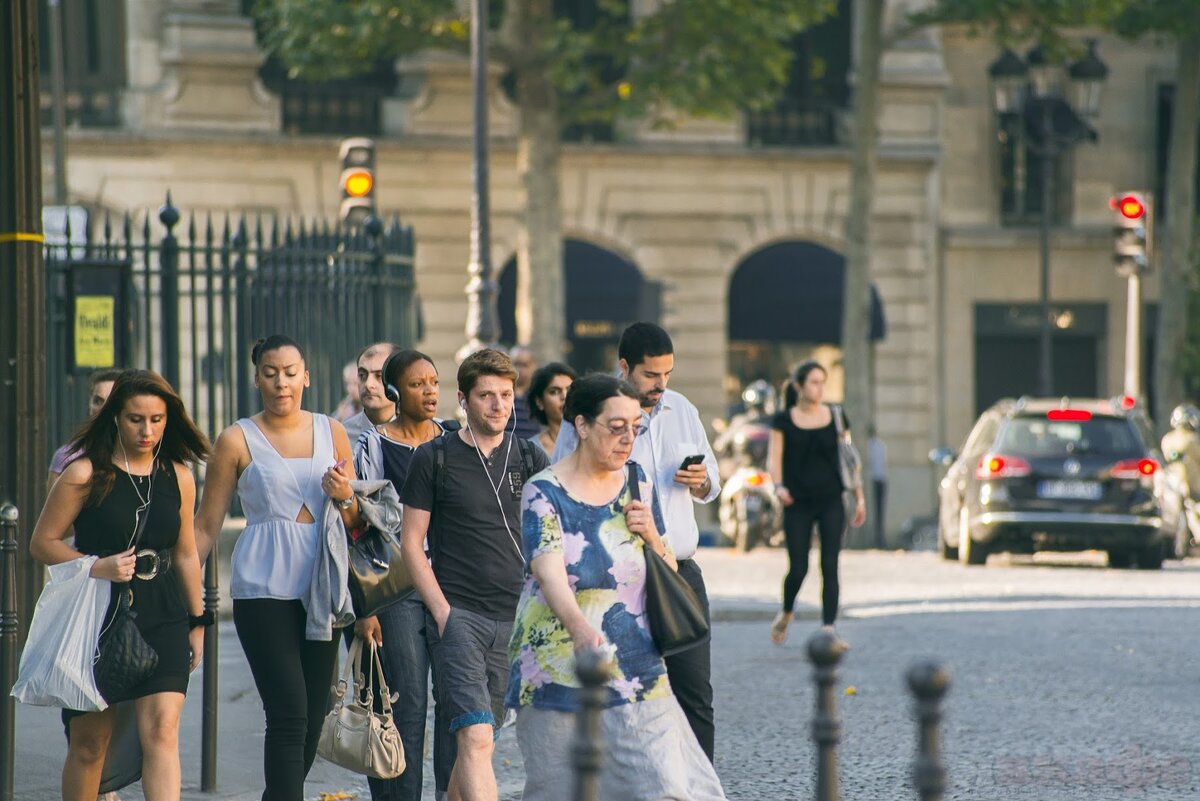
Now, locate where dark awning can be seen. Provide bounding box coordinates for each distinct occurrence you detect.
[728,241,886,343]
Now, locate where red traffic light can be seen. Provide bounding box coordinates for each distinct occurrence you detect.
[1110,194,1146,220]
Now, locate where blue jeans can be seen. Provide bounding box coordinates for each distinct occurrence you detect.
[366,594,455,801]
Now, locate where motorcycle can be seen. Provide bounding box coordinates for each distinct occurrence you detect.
[715,421,781,551]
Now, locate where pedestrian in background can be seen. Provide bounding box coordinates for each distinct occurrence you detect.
[509,374,726,801]
[552,322,722,763]
[767,360,865,644]
[526,361,576,458]
[30,369,212,801]
[194,335,361,801]
[333,359,363,423]
[509,345,542,440]
[343,342,400,448]
[48,368,123,489]
[353,348,453,801]
[867,424,887,549]
[399,348,548,801]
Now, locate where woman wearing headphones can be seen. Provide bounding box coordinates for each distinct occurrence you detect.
[353,348,450,801]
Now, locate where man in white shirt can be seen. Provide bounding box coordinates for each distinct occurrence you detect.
[552,322,721,761]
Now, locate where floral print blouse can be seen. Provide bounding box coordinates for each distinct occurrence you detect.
[506,462,673,712]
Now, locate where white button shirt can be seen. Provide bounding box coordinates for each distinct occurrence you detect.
[551,388,720,559]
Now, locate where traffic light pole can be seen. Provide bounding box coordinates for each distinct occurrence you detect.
[1124,272,1142,399]
[1037,102,1055,398]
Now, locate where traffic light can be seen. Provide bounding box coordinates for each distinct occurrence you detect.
[339,137,376,226]
[1110,191,1151,276]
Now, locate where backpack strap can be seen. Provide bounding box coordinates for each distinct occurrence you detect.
[516,436,537,480]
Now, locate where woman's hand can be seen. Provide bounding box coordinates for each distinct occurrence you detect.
[90,548,136,582]
[566,619,604,653]
[852,496,867,528]
[355,615,383,646]
[775,485,794,507]
[322,458,353,502]
[623,499,659,541]
[188,626,204,672]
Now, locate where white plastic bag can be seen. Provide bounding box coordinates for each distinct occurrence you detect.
[11,556,110,711]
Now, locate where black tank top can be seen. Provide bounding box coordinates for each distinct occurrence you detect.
[74,461,182,556]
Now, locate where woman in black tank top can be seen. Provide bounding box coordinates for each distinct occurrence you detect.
[766,361,866,645]
[30,370,210,801]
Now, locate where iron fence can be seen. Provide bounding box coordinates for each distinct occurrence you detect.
[43,194,419,454]
[746,100,842,147]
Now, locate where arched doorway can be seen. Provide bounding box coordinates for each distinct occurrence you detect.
[727,241,886,409]
[499,239,654,374]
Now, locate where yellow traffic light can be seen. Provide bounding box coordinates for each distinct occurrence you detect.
[342,169,374,198]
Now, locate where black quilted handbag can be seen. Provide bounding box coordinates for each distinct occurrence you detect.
[94,586,159,704]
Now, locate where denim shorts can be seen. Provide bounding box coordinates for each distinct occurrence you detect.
[426,605,513,734]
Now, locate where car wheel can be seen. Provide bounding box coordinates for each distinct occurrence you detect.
[1107,549,1133,569]
[938,504,958,561]
[958,506,987,566]
[1135,543,1165,570]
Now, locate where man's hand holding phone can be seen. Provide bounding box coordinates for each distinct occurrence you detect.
[673,453,710,495]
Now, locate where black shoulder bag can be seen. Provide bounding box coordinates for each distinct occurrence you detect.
[94,504,160,705]
[627,463,710,657]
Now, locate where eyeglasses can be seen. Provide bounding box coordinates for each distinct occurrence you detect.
[594,420,645,439]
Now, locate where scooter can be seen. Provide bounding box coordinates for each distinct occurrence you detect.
[716,422,781,551]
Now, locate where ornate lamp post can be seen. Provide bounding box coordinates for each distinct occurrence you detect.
[457,0,500,362]
[988,41,1108,397]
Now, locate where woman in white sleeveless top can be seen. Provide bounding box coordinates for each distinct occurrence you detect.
[195,335,362,801]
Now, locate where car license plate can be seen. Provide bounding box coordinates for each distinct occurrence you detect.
[1037,480,1102,501]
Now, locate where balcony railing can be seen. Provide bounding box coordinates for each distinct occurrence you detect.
[39,85,122,128]
[746,100,842,147]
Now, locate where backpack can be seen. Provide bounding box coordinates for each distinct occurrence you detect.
[426,431,539,560]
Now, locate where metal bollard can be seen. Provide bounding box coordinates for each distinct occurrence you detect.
[907,661,951,801]
[572,648,611,801]
[200,549,219,791]
[0,502,20,801]
[808,630,848,801]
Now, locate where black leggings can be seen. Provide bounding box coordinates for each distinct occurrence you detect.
[234,598,340,801]
[782,495,846,625]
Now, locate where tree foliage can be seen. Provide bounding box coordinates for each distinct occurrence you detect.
[255,0,837,129]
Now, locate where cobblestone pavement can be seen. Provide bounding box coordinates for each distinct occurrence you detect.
[14,549,1200,799]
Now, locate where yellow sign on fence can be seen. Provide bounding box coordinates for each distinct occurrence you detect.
[74,295,116,368]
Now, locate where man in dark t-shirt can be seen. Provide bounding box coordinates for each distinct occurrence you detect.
[399,348,548,801]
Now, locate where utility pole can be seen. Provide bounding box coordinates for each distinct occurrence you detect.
[1,0,49,642]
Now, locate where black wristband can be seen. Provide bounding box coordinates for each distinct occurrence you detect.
[189,610,215,629]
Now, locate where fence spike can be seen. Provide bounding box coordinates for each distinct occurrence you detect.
[221,213,232,249]
[102,211,113,250]
[159,193,180,231]
[187,212,197,248]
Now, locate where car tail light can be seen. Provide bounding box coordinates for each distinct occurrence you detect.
[1047,409,1092,421]
[1110,458,1157,479]
[746,472,766,487]
[976,454,1032,479]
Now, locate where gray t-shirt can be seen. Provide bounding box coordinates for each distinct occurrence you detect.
[400,432,548,620]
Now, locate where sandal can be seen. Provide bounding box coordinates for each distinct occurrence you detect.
[770,612,792,645]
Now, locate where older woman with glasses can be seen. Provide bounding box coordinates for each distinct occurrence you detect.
[506,373,726,801]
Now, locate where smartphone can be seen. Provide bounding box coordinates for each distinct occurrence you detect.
[679,454,705,470]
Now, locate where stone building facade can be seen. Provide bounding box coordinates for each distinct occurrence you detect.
[41,0,1180,541]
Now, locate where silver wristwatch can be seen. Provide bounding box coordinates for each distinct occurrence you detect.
[336,496,355,510]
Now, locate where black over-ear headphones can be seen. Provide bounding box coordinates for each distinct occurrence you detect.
[382,350,404,404]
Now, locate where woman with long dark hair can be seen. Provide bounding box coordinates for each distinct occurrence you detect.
[194,334,362,800]
[30,369,211,801]
[766,360,865,644]
[526,362,577,457]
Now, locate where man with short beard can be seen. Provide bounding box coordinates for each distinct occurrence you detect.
[400,348,549,801]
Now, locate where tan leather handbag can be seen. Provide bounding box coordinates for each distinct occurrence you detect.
[318,637,406,779]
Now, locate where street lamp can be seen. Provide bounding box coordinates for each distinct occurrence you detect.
[987,40,1108,397]
[457,0,499,363]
